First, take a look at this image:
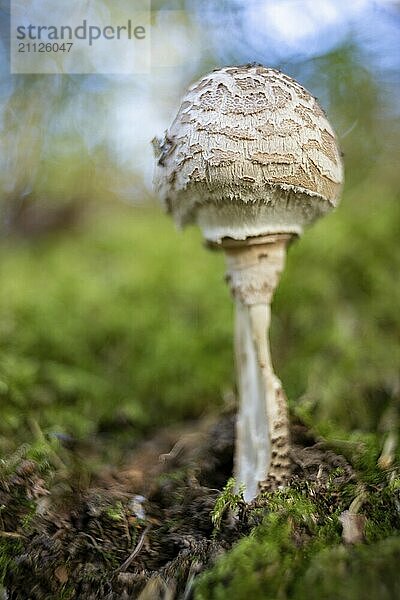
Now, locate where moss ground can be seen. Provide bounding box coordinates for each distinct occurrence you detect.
[0,194,399,598]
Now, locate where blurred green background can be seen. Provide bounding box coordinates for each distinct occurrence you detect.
[0,0,399,457]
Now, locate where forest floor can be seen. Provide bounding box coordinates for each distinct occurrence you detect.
[1,411,399,600]
[1,202,399,599]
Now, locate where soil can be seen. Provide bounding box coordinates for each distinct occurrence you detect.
[1,413,356,600]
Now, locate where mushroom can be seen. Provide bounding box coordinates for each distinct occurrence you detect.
[153,64,343,501]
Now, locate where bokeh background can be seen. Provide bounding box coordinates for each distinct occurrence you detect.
[0,0,399,457]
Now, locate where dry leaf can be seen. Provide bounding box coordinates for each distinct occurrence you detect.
[54,566,69,584]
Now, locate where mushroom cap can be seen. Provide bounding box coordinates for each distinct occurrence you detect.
[154,64,344,243]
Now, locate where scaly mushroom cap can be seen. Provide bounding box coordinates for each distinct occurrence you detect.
[154,64,343,243]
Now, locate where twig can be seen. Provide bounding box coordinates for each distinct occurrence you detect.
[378,431,398,470]
[0,531,25,539]
[80,532,102,551]
[117,526,150,573]
[348,487,368,514]
[159,433,199,463]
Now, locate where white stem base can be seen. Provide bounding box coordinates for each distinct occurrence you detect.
[234,301,270,500]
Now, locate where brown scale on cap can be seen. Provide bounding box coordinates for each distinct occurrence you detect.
[154,64,343,244]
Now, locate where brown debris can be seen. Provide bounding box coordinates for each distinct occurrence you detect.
[1,415,359,599]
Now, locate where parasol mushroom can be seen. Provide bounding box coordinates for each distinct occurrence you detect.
[153,64,343,501]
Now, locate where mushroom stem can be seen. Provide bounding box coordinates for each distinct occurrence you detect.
[223,236,291,501]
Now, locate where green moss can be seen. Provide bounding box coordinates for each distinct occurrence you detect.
[275,187,400,432]
[211,478,245,531]
[0,539,23,589]
[0,205,232,452]
[195,471,400,600]
[105,501,125,522]
[294,537,400,600]
[197,509,302,599]
[0,185,399,597]
[0,183,399,454]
